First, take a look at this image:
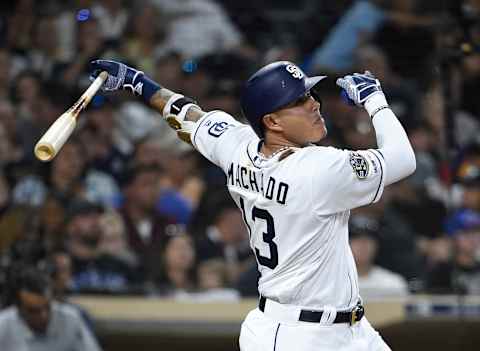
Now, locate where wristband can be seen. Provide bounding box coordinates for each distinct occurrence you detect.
[139,75,162,103]
[162,94,185,117]
[364,93,389,117]
[123,71,162,103]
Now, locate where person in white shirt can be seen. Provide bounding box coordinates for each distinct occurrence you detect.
[0,267,101,351]
[349,214,409,300]
[89,55,415,351]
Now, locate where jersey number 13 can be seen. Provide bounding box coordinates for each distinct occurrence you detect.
[239,198,278,269]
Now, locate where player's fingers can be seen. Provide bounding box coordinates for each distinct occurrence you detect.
[89,60,103,71]
[89,69,101,81]
[89,60,119,75]
[336,77,348,89]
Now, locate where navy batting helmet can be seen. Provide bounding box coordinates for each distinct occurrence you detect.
[240,61,326,137]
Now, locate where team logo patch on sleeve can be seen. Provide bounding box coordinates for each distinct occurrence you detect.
[349,152,369,179]
[208,121,233,137]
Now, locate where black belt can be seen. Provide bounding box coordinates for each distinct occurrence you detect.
[258,296,364,325]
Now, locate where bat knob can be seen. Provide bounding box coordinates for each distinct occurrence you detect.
[34,143,55,162]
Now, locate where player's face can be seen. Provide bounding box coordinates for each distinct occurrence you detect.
[271,92,327,145]
[18,290,51,334]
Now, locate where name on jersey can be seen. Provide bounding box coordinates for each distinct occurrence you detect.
[227,162,289,205]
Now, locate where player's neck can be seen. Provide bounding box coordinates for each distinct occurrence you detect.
[261,135,300,158]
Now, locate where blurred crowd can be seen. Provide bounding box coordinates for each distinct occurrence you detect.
[1,0,480,320]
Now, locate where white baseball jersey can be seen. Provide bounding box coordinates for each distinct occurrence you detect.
[192,111,386,310]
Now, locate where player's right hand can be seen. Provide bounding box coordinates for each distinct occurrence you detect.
[90,59,145,95]
[336,71,384,106]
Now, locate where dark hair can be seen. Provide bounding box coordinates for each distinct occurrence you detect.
[15,266,51,303]
[188,188,238,236]
[120,164,163,188]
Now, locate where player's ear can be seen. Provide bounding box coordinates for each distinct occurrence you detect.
[262,113,283,133]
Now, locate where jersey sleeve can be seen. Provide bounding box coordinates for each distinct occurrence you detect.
[191,110,257,172]
[310,147,386,215]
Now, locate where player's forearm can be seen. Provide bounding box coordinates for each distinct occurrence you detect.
[367,95,416,185]
[149,88,206,123]
[147,87,206,144]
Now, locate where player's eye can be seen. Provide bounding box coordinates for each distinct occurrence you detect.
[295,91,311,105]
[285,92,311,109]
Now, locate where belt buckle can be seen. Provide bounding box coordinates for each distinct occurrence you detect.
[350,305,364,326]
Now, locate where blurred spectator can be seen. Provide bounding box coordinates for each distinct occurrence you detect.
[156,226,196,296]
[97,209,138,268]
[0,205,41,263]
[114,100,167,155]
[460,52,480,121]
[175,258,241,302]
[0,48,17,100]
[180,59,214,106]
[48,250,74,301]
[152,0,245,59]
[308,0,387,73]
[157,150,205,224]
[55,1,97,62]
[119,165,174,285]
[194,191,253,285]
[5,0,36,54]
[79,98,130,184]
[12,138,120,207]
[354,44,421,130]
[309,0,436,77]
[349,214,409,300]
[55,15,111,95]
[65,199,136,294]
[0,266,102,351]
[36,195,67,251]
[198,52,252,115]
[0,102,23,167]
[132,137,202,224]
[13,85,72,165]
[92,0,129,45]
[454,146,480,212]
[234,260,260,298]
[194,258,240,301]
[27,15,62,80]
[372,184,430,284]
[11,70,43,121]
[152,50,184,93]
[121,2,165,76]
[419,235,453,272]
[0,171,10,215]
[46,249,96,333]
[427,209,480,294]
[372,0,437,87]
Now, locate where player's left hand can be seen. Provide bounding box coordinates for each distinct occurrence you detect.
[336,71,384,106]
[89,59,145,95]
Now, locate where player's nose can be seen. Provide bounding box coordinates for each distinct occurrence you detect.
[310,97,321,112]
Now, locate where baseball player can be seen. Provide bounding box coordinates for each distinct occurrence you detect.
[90,59,415,350]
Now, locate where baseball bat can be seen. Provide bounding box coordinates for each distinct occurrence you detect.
[34,71,108,162]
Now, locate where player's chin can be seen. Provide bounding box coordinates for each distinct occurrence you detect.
[310,125,327,143]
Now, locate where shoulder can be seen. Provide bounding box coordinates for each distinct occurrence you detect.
[199,111,252,135]
[52,302,84,323]
[0,306,17,324]
[296,145,346,160]
[292,145,348,172]
[193,110,254,144]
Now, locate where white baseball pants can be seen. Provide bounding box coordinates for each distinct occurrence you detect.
[239,304,392,351]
